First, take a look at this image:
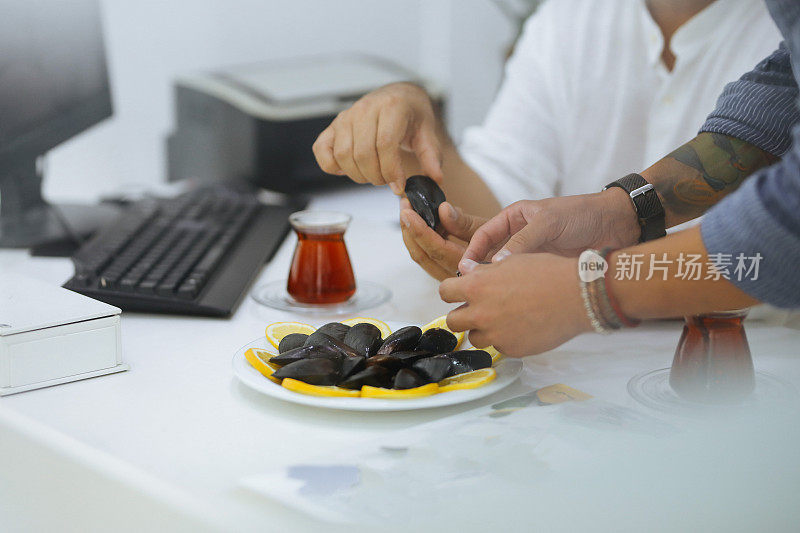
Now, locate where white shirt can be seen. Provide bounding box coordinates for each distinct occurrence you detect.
[460,0,782,206]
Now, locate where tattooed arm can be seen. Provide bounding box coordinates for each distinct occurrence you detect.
[462,132,779,264]
[641,132,778,228]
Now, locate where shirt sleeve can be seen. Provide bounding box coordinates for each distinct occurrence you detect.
[701,135,800,308]
[458,2,563,206]
[699,44,800,156]
[699,42,800,308]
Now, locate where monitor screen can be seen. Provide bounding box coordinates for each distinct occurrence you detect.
[0,0,112,166]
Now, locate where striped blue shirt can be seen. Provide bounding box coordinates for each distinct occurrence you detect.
[700,0,800,308]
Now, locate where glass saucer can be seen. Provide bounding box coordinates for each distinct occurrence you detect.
[251,280,391,316]
[628,368,797,416]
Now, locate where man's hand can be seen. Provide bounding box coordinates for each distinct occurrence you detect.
[400,201,487,281]
[459,189,640,273]
[312,82,445,195]
[439,254,591,356]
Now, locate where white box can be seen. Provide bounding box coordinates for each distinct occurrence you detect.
[0,275,128,396]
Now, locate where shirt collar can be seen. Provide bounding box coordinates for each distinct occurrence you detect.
[639,0,752,70]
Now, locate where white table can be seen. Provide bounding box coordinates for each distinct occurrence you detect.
[2,187,800,532]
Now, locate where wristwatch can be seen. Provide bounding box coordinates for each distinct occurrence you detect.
[604,173,666,242]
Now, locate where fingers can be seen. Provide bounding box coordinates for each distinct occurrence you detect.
[332,120,367,183]
[312,127,343,176]
[352,114,382,184]
[401,207,465,274]
[445,303,475,332]
[377,106,411,194]
[494,222,550,259]
[413,123,443,183]
[438,202,486,241]
[461,211,515,266]
[439,276,468,304]
[401,217,452,281]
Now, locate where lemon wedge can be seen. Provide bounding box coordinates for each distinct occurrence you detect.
[361,383,439,399]
[340,317,392,338]
[265,321,315,350]
[438,368,496,392]
[421,315,465,349]
[281,378,361,397]
[244,347,281,384]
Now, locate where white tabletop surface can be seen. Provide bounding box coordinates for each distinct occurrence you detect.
[2,186,800,532]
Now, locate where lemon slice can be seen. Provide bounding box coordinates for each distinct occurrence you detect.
[340,317,392,338]
[421,315,465,349]
[361,383,439,399]
[438,368,496,393]
[265,321,315,350]
[480,346,503,363]
[244,347,281,384]
[281,378,361,398]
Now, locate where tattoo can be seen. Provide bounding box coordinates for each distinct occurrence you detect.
[655,133,778,219]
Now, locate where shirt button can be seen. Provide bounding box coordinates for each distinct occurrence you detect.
[662,95,674,104]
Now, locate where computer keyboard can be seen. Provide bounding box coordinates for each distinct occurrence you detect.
[63,187,299,316]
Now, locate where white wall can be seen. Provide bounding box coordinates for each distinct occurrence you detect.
[44,0,515,202]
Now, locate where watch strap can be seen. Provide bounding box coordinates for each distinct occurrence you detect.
[604,173,666,242]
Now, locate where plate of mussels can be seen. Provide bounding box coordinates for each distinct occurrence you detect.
[232,316,523,411]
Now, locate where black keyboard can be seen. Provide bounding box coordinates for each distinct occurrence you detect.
[63,187,298,316]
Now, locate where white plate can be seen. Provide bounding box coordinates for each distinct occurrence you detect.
[231,326,523,412]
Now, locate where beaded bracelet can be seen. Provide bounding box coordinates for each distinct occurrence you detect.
[578,248,637,334]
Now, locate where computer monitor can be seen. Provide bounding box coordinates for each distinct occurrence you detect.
[0,0,118,251]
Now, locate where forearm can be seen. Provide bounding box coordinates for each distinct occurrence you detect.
[400,133,502,218]
[439,144,502,218]
[641,132,778,228]
[607,225,759,319]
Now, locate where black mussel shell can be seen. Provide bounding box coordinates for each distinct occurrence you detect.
[443,350,492,376]
[411,355,452,383]
[377,326,422,356]
[393,368,426,390]
[341,355,366,379]
[269,344,342,367]
[343,323,383,358]
[416,328,458,355]
[391,350,432,365]
[339,365,392,389]
[272,358,341,385]
[365,354,404,372]
[446,359,473,377]
[278,333,308,354]
[313,322,351,342]
[304,332,359,359]
[405,175,447,235]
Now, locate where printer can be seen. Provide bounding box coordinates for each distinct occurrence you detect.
[167,54,444,194]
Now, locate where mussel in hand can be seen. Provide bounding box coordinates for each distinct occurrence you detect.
[405,175,447,236]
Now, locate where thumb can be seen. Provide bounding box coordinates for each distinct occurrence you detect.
[413,123,444,183]
[439,202,486,241]
[492,223,549,261]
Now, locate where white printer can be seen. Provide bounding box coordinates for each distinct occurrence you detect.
[167,54,444,194]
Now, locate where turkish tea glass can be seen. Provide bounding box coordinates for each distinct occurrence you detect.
[286,211,356,304]
[668,309,754,404]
